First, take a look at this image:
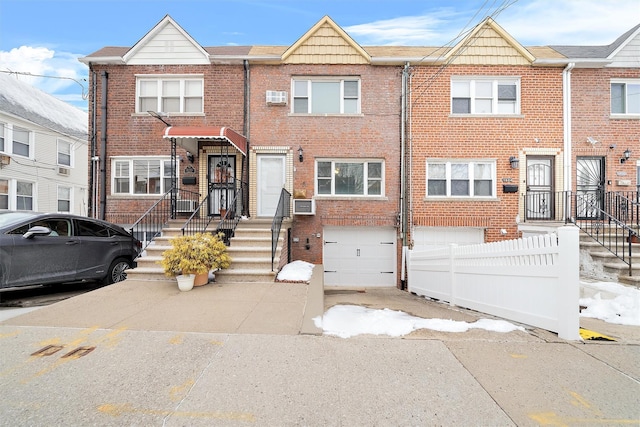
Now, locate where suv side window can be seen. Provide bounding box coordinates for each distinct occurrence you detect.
[76,220,110,237]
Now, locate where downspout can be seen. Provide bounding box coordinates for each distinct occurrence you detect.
[400,62,410,290]
[563,63,574,195]
[100,71,108,220]
[89,70,97,218]
[243,59,250,217]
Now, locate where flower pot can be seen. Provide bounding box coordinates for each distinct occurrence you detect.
[176,274,195,291]
[193,271,209,286]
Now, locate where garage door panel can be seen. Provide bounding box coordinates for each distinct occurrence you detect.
[323,227,396,287]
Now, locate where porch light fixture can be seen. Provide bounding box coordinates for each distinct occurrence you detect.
[586,136,598,145]
[509,156,519,169]
[620,149,631,164]
[298,146,304,162]
[186,151,195,163]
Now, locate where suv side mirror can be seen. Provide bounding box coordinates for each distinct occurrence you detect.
[23,226,53,239]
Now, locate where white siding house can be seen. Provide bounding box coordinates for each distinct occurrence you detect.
[0,73,88,214]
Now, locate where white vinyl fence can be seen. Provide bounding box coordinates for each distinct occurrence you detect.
[408,226,580,340]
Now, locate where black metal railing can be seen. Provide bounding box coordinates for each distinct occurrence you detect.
[604,191,639,233]
[129,187,201,252]
[181,180,247,244]
[574,200,636,276]
[215,185,245,245]
[271,188,291,271]
[522,190,638,275]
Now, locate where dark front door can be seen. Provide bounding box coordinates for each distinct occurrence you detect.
[576,157,605,220]
[526,156,554,220]
[208,155,236,216]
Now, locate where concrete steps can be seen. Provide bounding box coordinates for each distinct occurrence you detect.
[579,225,640,286]
[125,218,291,284]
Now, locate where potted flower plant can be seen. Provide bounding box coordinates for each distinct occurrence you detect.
[159,232,231,290]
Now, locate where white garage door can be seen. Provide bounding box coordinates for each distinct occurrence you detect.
[412,227,484,251]
[323,227,397,287]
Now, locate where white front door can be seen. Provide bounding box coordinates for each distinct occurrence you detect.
[257,155,285,217]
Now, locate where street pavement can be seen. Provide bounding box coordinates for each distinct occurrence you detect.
[0,272,638,426]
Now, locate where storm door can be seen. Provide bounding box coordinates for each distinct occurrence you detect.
[576,157,605,220]
[257,154,285,217]
[525,157,554,220]
[208,155,236,216]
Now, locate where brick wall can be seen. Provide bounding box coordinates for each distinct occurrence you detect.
[570,68,640,192]
[409,65,565,242]
[88,63,245,222]
[248,64,403,264]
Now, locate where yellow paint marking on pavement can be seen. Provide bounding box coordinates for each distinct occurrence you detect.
[67,326,100,347]
[170,379,195,401]
[210,340,225,346]
[101,326,128,348]
[97,403,256,422]
[579,328,616,341]
[568,391,603,417]
[509,353,528,359]
[169,334,184,345]
[529,412,640,425]
[0,330,20,339]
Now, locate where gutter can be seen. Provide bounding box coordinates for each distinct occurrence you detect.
[100,71,108,220]
[562,63,575,194]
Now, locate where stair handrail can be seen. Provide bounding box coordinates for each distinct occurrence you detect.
[130,187,200,252]
[573,193,637,276]
[271,188,291,271]
[215,186,244,245]
[181,180,247,242]
[604,191,639,233]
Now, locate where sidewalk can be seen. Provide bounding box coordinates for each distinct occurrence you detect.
[1,275,639,426]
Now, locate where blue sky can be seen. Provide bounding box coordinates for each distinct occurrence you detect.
[1,0,638,111]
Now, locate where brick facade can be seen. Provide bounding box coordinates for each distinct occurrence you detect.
[88,63,245,223]
[409,65,565,242]
[570,68,640,192]
[248,64,402,264]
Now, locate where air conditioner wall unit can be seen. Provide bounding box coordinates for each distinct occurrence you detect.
[58,167,70,176]
[266,90,288,105]
[176,199,197,212]
[293,199,315,215]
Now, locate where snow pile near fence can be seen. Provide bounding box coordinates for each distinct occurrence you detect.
[579,281,640,326]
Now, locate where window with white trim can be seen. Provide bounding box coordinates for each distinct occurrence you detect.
[57,186,71,212]
[426,161,496,197]
[12,126,31,157]
[136,76,203,114]
[16,180,34,210]
[0,179,8,209]
[316,159,383,196]
[0,123,5,152]
[451,78,520,115]
[112,157,175,195]
[292,78,360,114]
[611,79,640,115]
[57,139,72,167]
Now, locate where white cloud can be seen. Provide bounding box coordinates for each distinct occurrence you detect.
[344,0,639,46]
[345,13,461,46]
[498,0,640,45]
[0,46,88,110]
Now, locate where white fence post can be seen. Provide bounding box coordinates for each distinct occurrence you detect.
[449,243,457,306]
[557,226,581,340]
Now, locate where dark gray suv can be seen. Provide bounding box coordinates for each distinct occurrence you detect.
[0,211,141,289]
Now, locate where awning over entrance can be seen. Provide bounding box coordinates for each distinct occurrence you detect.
[162,126,247,156]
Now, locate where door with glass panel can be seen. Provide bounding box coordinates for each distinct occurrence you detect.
[526,157,554,220]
